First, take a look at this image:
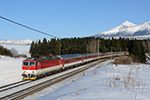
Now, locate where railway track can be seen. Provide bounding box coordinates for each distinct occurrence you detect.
[0,58,105,100]
[0,80,32,92]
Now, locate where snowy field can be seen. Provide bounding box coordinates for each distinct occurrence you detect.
[0,44,150,100]
[0,56,24,86]
[36,63,150,100]
[0,44,30,86]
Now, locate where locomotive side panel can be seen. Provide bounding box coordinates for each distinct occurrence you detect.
[39,59,62,75]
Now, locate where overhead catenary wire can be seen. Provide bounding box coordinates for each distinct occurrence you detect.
[0,15,62,54]
[0,15,60,39]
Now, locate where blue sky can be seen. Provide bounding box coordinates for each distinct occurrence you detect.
[0,0,150,41]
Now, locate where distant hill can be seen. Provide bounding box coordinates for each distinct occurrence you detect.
[93,21,150,39]
[0,39,32,45]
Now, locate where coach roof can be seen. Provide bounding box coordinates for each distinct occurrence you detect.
[59,54,82,60]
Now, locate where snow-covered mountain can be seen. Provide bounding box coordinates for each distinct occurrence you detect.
[0,39,32,45]
[94,21,150,39]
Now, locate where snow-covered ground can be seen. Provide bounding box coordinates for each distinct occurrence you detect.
[0,44,150,100]
[0,44,30,86]
[0,56,24,86]
[35,63,150,100]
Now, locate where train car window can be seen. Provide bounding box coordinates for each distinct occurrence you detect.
[23,62,28,66]
[30,62,35,66]
[45,62,46,64]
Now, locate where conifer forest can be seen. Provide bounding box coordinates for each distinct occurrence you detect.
[29,37,149,63]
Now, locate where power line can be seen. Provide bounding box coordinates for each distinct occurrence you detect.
[0,15,60,39]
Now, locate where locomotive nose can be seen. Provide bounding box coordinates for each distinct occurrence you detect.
[28,74,30,77]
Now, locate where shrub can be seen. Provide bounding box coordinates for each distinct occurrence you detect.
[18,54,27,58]
[112,56,133,65]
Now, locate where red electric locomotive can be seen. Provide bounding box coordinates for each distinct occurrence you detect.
[22,56,62,80]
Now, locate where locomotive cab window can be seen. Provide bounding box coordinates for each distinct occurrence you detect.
[23,62,28,66]
[30,62,35,66]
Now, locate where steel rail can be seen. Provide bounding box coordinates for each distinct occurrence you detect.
[0,80,25,89]
[0,80,32,92]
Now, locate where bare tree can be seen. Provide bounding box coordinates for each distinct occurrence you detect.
[142,41,148,52]
[147,41,150,53]
[10,48,19,57]
[87,38,97,53]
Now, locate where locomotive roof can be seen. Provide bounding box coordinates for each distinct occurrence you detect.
[25,56,61,61]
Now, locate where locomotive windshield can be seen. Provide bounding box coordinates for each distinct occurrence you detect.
[30,62,35,66]
[23,62,28,66]
[23,62,35,66]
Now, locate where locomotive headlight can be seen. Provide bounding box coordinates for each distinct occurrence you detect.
[23,71,26,73]
[32,71,34,73]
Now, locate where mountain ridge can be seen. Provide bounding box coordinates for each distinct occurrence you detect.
[0,39,32,45]
[93,21,150,39]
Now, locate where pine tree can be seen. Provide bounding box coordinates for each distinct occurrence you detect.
[29,41,34,53]
[38,38,48,55]
[127,39,146,63]
[55,39,61,55]
[139,41,146,63]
